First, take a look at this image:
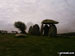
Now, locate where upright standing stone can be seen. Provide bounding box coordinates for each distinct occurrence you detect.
[48,24,57,37]
[43,24,49,36]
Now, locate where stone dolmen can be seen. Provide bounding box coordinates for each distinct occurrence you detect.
[41,19,59,37]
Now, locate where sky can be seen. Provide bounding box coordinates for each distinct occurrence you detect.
[0,0,75,33]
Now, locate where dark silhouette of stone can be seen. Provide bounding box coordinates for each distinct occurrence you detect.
[48,24,57,37]
[43,24,49,36]
[26,22,33,32]
[42,19,59,24]
[32,24,41,36]
[28,26,33,35]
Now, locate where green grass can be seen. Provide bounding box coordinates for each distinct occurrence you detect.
[0,34,75,56]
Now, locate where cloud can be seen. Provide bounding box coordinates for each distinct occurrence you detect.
[0,0,75,33]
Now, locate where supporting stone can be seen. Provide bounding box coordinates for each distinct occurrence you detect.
[48,24,57,37]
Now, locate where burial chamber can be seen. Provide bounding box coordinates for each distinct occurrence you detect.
[41,19,59,37]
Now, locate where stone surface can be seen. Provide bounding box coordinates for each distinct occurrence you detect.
[16,34,26,37]
[42,19,59,24]
[48,24,57,37]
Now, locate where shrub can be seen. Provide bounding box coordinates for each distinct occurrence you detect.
[14,21,27,34]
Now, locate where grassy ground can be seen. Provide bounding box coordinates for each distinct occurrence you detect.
[0,34,75,56]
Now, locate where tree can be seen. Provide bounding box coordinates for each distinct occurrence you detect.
[14,21,26,34]
[32,24,40,36]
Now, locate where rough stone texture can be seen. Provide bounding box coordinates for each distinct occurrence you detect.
[16,34,26,37]
[41,19,58,36]
[32,24,41,36]
[43,24,49,36]
[42,19,59,24]
[48,24,57,37]
[28,26,33,35]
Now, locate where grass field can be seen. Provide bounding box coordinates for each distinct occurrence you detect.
[0,34,75,56]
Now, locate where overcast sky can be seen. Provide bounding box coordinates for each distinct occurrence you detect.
[0,0,75,33]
